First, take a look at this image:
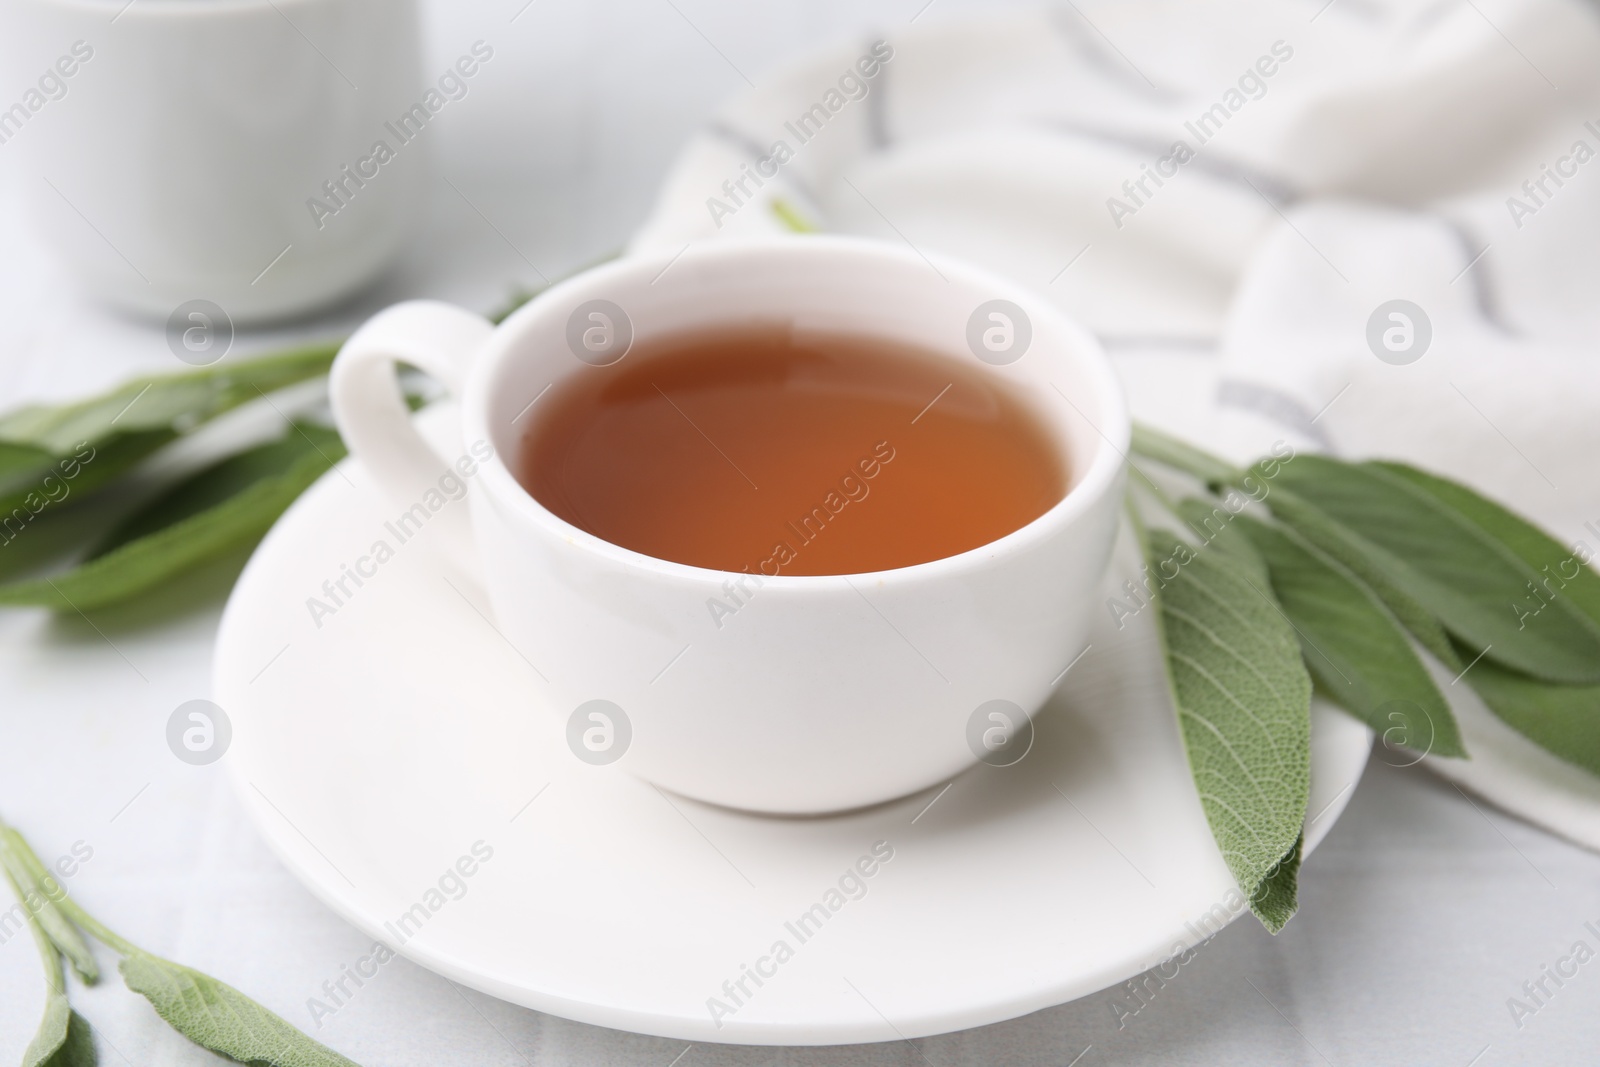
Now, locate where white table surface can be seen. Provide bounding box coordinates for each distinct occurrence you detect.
[2,1,1598,1064]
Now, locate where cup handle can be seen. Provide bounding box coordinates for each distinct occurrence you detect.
[329,300,495,580]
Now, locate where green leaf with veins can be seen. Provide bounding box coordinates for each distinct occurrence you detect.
[0,841,97,1067]
[93,423,345,554]
[1273,457,1600,684]
[20,881,99,986]
[1234,514,1465,758]
[1250,833,1302,934]
[1126,427,1463,670]
[1,819,362,1067]
[0,344,338,452]
[1174,498,1270,586]
[1260,485,1462,670]
[0,343,338,520]
[1129,423,1242,485]
[0,831,98,983]
[25,994,96,1067]
[1146,528,1312,932]
[120,953,359,1067]
[1463,659,1600,778]
[1374,461,1600,632]
[0,423,346,612]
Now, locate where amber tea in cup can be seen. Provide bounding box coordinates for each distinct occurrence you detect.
[516,322,1067,576]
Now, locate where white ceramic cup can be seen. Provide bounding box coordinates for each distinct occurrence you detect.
[330,237,1128,814]
[3,0,428,323]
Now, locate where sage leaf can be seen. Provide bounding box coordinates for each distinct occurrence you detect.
[0,432,163,516]
[1130,423,1242,485]
[94,423,345,553]
[0,423,346,612]
[25,994,96,1067]
[1127,428,1462,667]
[1374,462,1600,633]
[1274,458,1600,684]
[1463,661,1600,778]
[1147,529,1312,932]
[119,953,359,1067]
[1234,515,1465,758]
[0,441,62,501]
[1175,498,1270,586]
[1264,485,1461,669]
[1250,833,1303,934]
[22,991,67,1067]
[0,344,337,520]
[0,837,98,1067]
[20,887,98,987]
[0,831,98,983]
[0,344,338,454]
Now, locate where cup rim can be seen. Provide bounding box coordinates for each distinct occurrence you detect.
[461,235,1130,588]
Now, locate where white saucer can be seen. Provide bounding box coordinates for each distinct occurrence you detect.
[214,407,1371,1045]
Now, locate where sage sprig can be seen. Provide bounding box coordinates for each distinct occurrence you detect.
[0,422,348,612]
[1231,513,1466,759]
[0,818,360,1067]
[1273,457,1600,684]
[1131,426,1600,929]
[0,277,606,611]
[0,849,95,1067]
[0,343,339,522]
[0,347,344,608]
